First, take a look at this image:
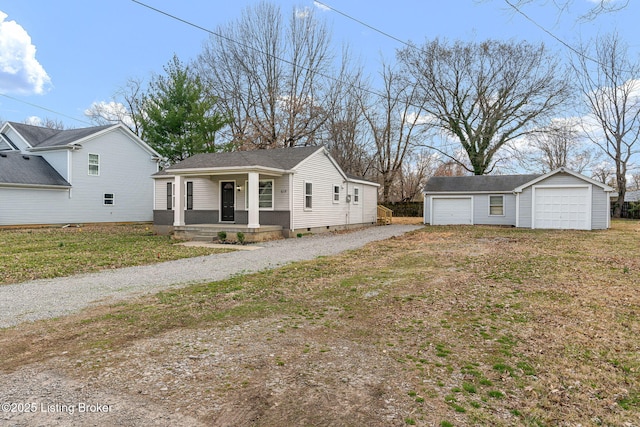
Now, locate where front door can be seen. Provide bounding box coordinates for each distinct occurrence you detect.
[221,181,235,222]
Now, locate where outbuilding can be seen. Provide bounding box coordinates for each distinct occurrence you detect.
[423,167,615,230]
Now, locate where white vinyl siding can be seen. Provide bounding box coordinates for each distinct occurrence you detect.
[518,172,610,230]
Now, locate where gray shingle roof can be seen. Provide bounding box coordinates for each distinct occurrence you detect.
[165,145,324,172]
[0,152,71,187]
[424,174,542,193]
[8,122,113,148]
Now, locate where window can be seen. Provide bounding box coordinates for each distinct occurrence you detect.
[186,181,193,210]
[353,187,360,204]
[304,182,313,209]
[245,179,274,209]
[104,193,114,205]
[489,195,504,216]
[88,154,99,176]
[166,182,173,210]
[333,185,340,203]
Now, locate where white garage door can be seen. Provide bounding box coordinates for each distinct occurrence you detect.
[534,187,590,230]
[432,197,473,225]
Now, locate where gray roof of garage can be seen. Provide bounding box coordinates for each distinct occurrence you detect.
[424,174,541,193]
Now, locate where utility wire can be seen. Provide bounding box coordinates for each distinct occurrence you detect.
[0,93,93,126]
[130,0,380,96]
[313,0,412,48]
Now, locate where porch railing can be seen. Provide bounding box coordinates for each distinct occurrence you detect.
[377,205,393,225]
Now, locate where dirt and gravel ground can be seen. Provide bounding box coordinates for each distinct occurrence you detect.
[1,223,423,427]
[1,219,638,427]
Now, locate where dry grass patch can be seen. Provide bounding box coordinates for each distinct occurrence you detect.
[0,221,639,426]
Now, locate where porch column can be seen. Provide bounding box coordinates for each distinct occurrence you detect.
[173,175,185,226]
[247,171,260,228]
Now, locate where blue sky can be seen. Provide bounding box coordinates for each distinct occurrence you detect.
[1,0,639,129]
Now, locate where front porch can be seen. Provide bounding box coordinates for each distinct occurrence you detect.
[173,223,284,243]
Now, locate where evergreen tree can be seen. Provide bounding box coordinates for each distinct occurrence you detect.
[141,55,231,165]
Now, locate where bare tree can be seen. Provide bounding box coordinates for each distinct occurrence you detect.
[503,0,629,21]
[516,119,595,173]
[573,33,640,217]
[196,1,342,149]
[394,150,438,202]
[324,65,374,178]
[398,39,572,175]
[85,78,146,136]
[361,61,427,202]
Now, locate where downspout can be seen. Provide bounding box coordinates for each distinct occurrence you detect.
[289,172,295,236]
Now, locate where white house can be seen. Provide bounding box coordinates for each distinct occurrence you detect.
[152,146,379,240]
[0,121,161,226]
[423,167,615,230]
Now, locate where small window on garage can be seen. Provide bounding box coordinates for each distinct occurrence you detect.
[489,195,504,216]
[104,193,115,206]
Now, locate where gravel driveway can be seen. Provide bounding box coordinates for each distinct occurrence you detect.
[0,225,421,329]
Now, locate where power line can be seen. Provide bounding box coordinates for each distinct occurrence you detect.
[0,93,93,126]
[130,0,393,103]
[313,1,412,48]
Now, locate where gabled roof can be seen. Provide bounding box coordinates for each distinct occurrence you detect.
[0,152,71,188]
[424,174,541,193]
[165,145,323,172]
[513,167,615,192]
[6,122,113,149]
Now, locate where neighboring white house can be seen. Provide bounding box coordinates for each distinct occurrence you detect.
[152,145,379,239]
[423,167,615,230]
[0,121,161,226]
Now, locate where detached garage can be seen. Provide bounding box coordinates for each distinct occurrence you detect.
[424,168,615,230]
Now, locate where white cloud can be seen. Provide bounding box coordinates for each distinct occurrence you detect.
[295,8,311,19]
[84,100,135,129]
[313,2,331,12]
[24,116,42,126]
[0,11,51,95]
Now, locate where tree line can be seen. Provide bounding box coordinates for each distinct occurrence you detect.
[83,1,639,216]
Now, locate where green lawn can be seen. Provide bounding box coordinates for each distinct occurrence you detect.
[0,224,228,285]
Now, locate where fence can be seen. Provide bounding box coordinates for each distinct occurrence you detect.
[380,201,424,217]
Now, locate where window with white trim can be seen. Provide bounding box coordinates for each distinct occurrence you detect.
[304,181,313,210]
[104,193,115,205]
[489,195,504,216]
[353,187,360,204]
[88,154,100,176]
[333,185,340,203]
[245,179,274,209]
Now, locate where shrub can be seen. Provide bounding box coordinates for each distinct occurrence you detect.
[236,232,245,245]
[217,231,227,242]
